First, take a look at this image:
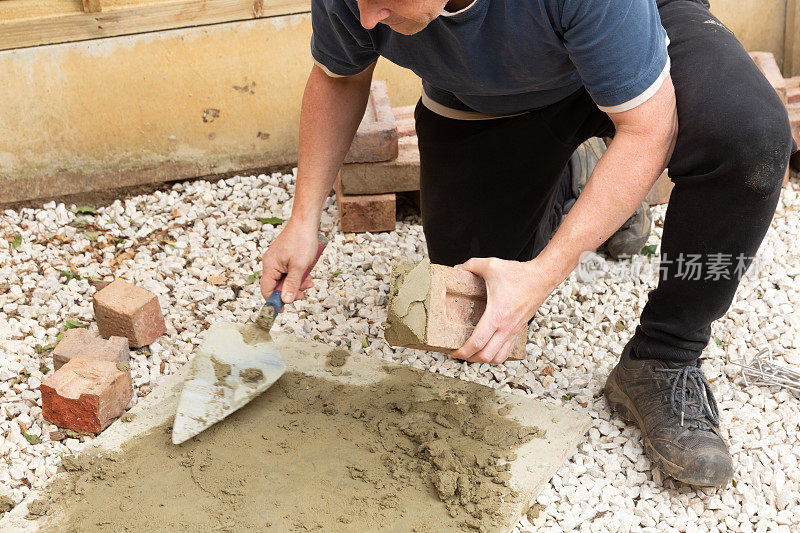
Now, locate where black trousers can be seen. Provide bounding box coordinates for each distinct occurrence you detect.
[414,0,796,363]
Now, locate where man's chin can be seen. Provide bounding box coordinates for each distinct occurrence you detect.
[383,21,426,35]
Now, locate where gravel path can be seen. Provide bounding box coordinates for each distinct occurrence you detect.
[1,171,799,531]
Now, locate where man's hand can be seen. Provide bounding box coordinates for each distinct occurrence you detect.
[451,257,560,364]
[258,63,375,304]
[260,221,320,303]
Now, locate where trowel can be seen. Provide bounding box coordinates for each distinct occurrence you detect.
[172,235,328,444]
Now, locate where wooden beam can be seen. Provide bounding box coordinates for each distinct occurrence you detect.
[82,0,102,13]
[785,0,800,76]
[0,0,311,51]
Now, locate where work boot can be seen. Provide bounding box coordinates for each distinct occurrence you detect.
[604,345,734,487]
[568,137,606,200]
[603,201,653,260]
[565,138,654,259]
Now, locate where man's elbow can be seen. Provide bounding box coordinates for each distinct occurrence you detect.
[654,75,678,160]
[662,93,679,166]
[612,74,678,149]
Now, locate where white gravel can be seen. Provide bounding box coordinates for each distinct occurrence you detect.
[1,171,799,531]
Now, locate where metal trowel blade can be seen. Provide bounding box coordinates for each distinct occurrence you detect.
[172,321,286,444]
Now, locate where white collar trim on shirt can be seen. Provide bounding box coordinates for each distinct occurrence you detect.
[440,0,477,17]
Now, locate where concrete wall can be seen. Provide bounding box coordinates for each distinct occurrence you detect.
[711,0,788,66]
[0,13,420,204]
[783,0,800,76]
[0,3,796,204]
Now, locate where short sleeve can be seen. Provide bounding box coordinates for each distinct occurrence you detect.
[561,0,669,112]
[311,0,380,77]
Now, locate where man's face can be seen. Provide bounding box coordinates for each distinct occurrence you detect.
[357,0,448,35]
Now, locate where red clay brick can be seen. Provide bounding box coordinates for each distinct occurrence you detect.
[645,170,674,205]
[393,105,416,138]
[41,357,133,433]
[340,136,420,195]
[335,175,396,233]
[52,328,129,371]
[789,105,800,172]
[344,81,399,164]
[93,279,166,347]
[787,87,800,105]
[341,104,420,195]
[750,52,787,103]
[427,265,526,361]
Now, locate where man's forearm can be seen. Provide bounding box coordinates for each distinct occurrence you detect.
[291,63,376,227]
[536,116,678,286]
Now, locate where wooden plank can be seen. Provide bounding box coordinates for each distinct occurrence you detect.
[785,0,800,76]
[0,0,311,51]
[82,0,102,13]
[0,1,83,21]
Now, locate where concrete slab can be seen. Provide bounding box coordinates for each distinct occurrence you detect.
[1,334,590,532]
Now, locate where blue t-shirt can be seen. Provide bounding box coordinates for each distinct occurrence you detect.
[311,0,670,119]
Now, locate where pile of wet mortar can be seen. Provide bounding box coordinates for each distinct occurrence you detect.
[31,366,544,532]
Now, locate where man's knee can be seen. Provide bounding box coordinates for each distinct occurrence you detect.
[731,107,794,197]
[675,101,793,198]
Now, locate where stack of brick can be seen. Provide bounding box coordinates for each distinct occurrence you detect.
[337,81,686,234]
[40,280,166,433]
[336,82,420,233]
[750,51,800,180]
[52,328,129,371]
[340,104,419,197]
[339,91,682,235]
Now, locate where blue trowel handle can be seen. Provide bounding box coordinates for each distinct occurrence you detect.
[265,290,286,316]
[265,235,328,316]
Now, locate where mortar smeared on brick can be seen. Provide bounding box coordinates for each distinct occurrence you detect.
[384,258,431,347]
[31,367,542,532]
[384,260,527,360]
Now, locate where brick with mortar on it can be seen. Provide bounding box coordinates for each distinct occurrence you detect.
[427,264,527,361]
[41,357,133,433]
[335,175,396,233]
[750,51,787,103]
[52,328,129,371]
[344,80,399,164]
[387,263,527,360]
[93,279,166,348]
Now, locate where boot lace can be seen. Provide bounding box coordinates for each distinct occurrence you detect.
[657,365,720,429]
